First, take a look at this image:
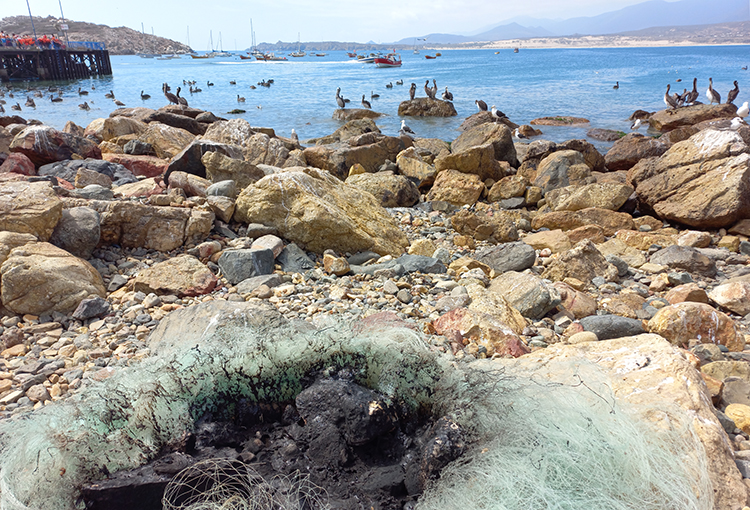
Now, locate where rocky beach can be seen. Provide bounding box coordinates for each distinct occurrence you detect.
[1,92,750,509]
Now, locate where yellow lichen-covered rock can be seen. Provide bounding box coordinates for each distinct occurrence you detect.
[0,181,62,241]
[648,301,745,352]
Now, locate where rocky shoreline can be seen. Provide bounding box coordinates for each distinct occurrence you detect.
[1,96,750,508]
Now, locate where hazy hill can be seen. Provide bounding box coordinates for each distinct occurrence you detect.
[0,16,191,55]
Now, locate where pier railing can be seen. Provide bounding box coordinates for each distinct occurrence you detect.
[0,42,111,82]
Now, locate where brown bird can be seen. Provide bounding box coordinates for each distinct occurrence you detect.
[727,80,740,104]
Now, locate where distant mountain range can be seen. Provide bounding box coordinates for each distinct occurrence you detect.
[395,0,750,44]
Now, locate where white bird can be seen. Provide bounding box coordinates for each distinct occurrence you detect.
[706,77,721,104]
[291,128,299,145]
[631,118,643,130]
[399,119,415,137]
[737,101,749,118]
[513,128,527,139]
[730,117,746,130]
[490,105,505,121]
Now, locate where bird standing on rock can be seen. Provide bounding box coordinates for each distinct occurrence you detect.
[737,101,750,118]
[399,119,415,137]
[476,99,488,112]
[727,81,740,104]
[409,83,416,100]
[361,95,371,109]
[706,78,721,104]
[631,118,643,130]
[335,87,345,109]
[424,80,433,99]
[442,86,453,101]
[685,78,698,105]
[163,83,179,105]
[490,105,505,121]
[664,84,679,110]
[175,87,188,107]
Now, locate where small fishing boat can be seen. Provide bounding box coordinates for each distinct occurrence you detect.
[358,54,379,64]
[374,53,402,68]
[256,52,288,61]
[291,33,305,57]
[425,55,436,59]
[514,47,519,53]
[239,54,254,60]
[190,53,211,59]
[315,53,326,57]
[347,52,358,58]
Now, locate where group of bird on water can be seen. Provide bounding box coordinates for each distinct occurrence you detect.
[659,77,749,119]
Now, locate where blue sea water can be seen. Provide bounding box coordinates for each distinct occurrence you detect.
[4,45,749,149]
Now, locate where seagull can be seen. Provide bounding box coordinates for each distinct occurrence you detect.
[409,83,416,100]
[361,94,371,109]
[291,128,299,145]
[727,80,740,104]
[706,78,721,104]
[475,99,488,112]
[490,105,505,121]
[513,128,527,139]
[664,84,679,109]
[631,118,643,130]
[140,90,151,100]
[737,101,749,118]
[114,99,125,106]
[731,117,746,130]
[399,119,415,137]
[685,78,698,105]
[613,81,619,89]
[441,86,453,101]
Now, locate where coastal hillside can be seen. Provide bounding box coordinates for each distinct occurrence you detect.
[0,16,191,55]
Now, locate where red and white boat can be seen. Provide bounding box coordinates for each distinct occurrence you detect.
[374,53,402,67]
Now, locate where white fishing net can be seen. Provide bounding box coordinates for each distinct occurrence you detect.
[0,302,713,510]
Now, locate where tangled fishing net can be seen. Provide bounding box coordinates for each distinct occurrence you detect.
[0,301,713,510]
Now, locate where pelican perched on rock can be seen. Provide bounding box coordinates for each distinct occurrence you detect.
[476,99,488,112]
[335,87,345,108]
[163,83,179,105]
[664,84,679,110]
[685,78,698,105]
[409,83,416,100]
[737,101,749,118]
[78,101,90,110]
[361,95,371,109]
[442,86,453,101]
[399,119,415,137]
[141,90,151,100]
[727,80,740,104]
[431,79,438,99]
[175,87,188,107]
[114,99,125,106]
[424,80,433,99]
[706,78,721,104]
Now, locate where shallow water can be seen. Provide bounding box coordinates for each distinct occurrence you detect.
[3,46,748,149]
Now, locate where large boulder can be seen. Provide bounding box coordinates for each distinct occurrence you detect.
[0,153,35,176]
[62,199,214,252]
[0,242,106,315]
[397,98,457,117]
[488,271,561,320]
[708,281,750,316]
[49,207,101,259]
[303,135,405,180]
[395,147,437,188]
[308,119,381,145]
[10,125,101,166]
[648,302,745,352]
[165,139,244,180]
[332,108,382,121]
[545,183,634,211]
[426,169,484,206]
[533,150,594,194]
[345,171,420,207]
[434,143,504,182]
[137,122,195,159]
[473,242,537,274]
[101,153,168,178]
[451,209,519,243]
[131,255,218,297]
[243,132,290,167]
[604,133,667,172]
[558,139,606,172]
[531,208,636,236]
[38,159,138,187]
[202,118,257,146]
[649,245,716,277]
[84,116,147,142]
[541,239,619,285]
[145,110,207,136]
[649,103,738,132]
[0,181,62,241]
[233,167,408,256]
[451,122,518,166]
[201,151,266,189]
[628,130,750,229]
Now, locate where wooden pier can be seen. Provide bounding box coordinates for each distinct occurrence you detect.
[0,43,112,82]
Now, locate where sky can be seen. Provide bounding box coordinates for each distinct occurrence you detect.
[7,0,674,48]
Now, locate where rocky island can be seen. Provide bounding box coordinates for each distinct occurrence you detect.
[0,95,749,510]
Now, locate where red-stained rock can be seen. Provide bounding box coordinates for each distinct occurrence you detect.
[102,153,168,178]
[432,307,529,358]
[0,153,36,176]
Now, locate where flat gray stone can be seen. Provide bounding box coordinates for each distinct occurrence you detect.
[218,248,275,285]
[579,315,645,340]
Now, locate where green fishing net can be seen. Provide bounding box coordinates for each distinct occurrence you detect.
[0,302,711,510]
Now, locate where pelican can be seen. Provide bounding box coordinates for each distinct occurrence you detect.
[78,101,90,110]
[727,80,740,104]
[371,91,380,100]
[114,99,125,106]
[104,90,114,99]
[664,84,679,109]
[229,80,236,85]
[676,88,688,107]
[431,79,438,99]
[50,95,62,103]
[631,118,643,130]
[336,87,345,109]
[743,66,748,71]
[141,90,151,100]
[737,101,749,118]
[249,85,256,90]
[613,81,619,89]
[424,80,432,98]
[237,94,245,102]
[395,79,404,85]
[78,87,88,95]
[476,99,488,112]
[386,82,393,89]
[442,87,453,101]
[706,78,721,104]
[409,83,416,100]
[163,83,179,105]
[0,104,4,113]
[685,78,698,105]
[491,105,505,121]
[24,96,35,108]
[207,81,214,87]
[361,95,371,109]
[11,102,21,111]
[175,87,188,107]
